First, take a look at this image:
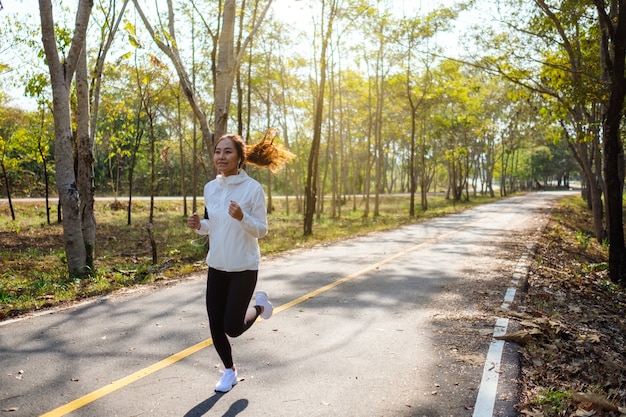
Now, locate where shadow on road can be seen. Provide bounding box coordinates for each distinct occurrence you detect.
[183,395,248,417]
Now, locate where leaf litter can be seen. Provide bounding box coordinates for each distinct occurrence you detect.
[509,201,626,416]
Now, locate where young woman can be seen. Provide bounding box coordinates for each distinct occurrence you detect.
[187,131,293,393]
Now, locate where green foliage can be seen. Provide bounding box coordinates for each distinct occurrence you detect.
[24,73,51,106]
[1,0,577,203]
[575,230,591,251]
[533,388,570,414]
[600,278,617,294]
[0,106,54,197]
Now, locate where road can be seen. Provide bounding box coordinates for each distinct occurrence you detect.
[0,191,574,417]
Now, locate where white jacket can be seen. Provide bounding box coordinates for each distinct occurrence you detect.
[196,170,268,272]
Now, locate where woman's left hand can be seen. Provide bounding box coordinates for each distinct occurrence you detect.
[228,200,243,221]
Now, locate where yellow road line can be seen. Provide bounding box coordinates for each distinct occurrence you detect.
[40,338,214,417]
[41,230,458,417]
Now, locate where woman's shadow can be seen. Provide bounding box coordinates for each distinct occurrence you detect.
[183,394,248,417]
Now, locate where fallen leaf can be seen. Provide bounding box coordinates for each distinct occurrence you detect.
[573,409,597,416]
[494,330,533,345]
[571,392,619,412]
[520,408,544,416]
[520,319,543,329]
[587,334,601,343]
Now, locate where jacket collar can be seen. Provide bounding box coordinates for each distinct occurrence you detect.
[217,169,249,186]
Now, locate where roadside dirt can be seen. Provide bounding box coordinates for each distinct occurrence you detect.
[514,202,626,416]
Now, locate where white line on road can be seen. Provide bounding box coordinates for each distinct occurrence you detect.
[472,317,509,417]
[472,242,535,416]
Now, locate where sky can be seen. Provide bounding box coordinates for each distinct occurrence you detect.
[269,0,487,52]
[1,0,491,111]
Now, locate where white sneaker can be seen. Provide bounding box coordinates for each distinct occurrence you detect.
[255,290,273,319]
[215,368,238,393]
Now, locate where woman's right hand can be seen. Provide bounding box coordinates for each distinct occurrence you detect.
[187,212,201,230]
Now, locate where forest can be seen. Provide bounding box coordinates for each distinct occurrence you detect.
[0,0,625,283]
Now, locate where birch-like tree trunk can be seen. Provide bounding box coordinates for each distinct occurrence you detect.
[76,47,96,269]
[39,0,93,276]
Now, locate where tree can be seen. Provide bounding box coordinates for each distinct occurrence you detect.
[132,0,274,170]
[25,74,54,224]
[397,9,449,213]
[481,0,606,241]
[594,0,626,284]
[78,0,129,265]
[38,0,94,276]
[0,107,23,221]
[304,0,338,235]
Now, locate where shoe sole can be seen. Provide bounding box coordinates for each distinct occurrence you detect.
[257,291,273,319]
[215,380,238,393]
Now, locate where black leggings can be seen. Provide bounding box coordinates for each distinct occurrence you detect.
[206,267,261,369]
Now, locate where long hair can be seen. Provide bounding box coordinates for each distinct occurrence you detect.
[215,128,295,173]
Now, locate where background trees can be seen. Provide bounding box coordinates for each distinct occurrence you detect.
[473,0,626,284]
[5,0,626,282]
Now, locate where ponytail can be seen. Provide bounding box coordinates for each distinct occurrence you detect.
[245,128,296,173]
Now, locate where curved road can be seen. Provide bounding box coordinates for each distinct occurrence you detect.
[0,191,573,416]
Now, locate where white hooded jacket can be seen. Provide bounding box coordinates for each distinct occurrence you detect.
[195,170,268,272]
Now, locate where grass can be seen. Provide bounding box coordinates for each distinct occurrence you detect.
[0,193,501,319]
[533,388,570,413]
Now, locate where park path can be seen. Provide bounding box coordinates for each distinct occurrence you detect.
[0,191,573,416]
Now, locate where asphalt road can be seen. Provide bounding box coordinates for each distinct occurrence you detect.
[0,191,575,417]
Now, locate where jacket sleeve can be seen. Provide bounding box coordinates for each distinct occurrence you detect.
[196,218,209,235]
[195,188,211,235]
[238,185,268,238]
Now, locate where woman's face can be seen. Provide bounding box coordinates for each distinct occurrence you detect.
[214,138,240,177]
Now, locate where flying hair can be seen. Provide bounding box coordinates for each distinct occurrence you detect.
[245,127,295,173]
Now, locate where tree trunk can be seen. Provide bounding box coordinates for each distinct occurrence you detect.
[373,55,384,217]
[39,0,93,277]
[176,92,188,217]
[213,0,237,141]
[126,93,144,226]
[596,0,626,284]
[304,1,337,235]
[409,107,417,217]
[1,160,15,220]
[38,112,51,225]
[148,111,156,224]
[76,46,96,271]
[420,118,428,210]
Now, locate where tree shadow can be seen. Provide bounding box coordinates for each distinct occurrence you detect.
[183,394,248,417]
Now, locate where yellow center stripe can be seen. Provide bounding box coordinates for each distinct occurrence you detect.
[40,338,214,417]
